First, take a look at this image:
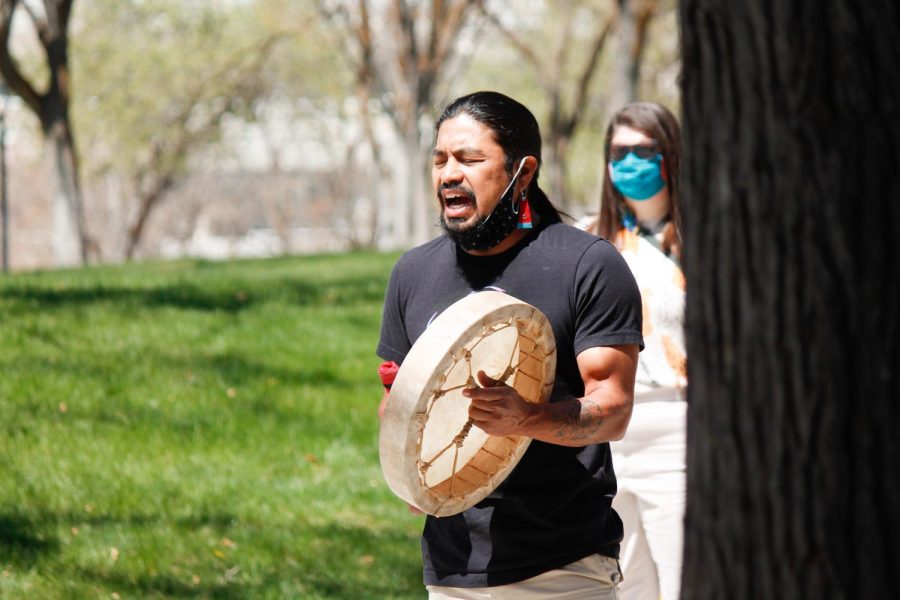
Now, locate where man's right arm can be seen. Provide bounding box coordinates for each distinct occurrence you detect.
[377,372,424,515]
[377,360,399,419]
[379,389,389,420]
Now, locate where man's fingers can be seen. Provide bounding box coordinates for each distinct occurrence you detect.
[477,370,501,387]
[463,386,510,401]
[462,371,508,399]
[469,397,503,414]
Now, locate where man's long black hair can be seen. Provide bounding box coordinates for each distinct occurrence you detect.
[435,91,564,225]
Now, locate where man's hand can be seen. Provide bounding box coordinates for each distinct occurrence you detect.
[462,345,638,446]
[463,370,538,436]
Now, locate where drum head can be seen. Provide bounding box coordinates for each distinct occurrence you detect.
[379,291,556,516]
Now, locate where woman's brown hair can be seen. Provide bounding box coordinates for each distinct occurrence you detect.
[592,101,683,258]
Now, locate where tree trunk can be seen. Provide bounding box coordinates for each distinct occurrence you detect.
[1,0,87,266]
[544,131,569,209]
[46,118,86,266]
[680,1,900,598]
[125,174,173,260]
[608,0,656,116]
[389,129,414,248]
[608,0,638,114]
[411,130,439,246]
[353,80,386,249]
[409,121,433,247]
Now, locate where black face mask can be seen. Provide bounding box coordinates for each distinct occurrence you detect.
[440,160,526,252]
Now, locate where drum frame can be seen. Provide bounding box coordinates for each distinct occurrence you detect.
[379,291,556,516]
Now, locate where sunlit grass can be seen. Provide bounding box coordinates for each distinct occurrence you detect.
[0,252,425,598]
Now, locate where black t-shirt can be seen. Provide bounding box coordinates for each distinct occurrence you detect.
[377,221,643,587]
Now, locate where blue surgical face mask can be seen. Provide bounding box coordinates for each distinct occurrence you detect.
[610,152,665,201]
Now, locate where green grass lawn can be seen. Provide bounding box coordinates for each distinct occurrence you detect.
[0,251,426,599]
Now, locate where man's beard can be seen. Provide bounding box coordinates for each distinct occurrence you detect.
[439,184,519,252]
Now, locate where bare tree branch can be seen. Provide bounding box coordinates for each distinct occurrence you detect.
[0,0,43,114]
[125,33,292,258]
[630,0,657,78]
[320,0,483,244]
[23,0,48,44]
[425,0,445,74]
[561,10,617,137]
[479,0,621,208]
[549,2,576,92]
[476,1,548,89]
[430,0,473,78]
[393,0,417,80]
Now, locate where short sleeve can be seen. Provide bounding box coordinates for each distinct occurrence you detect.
[377,258,412,364]
[573,239,644,355]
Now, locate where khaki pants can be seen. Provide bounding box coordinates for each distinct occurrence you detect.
[426,554,621,599]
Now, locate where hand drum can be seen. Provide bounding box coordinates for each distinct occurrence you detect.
[379,291,556,516]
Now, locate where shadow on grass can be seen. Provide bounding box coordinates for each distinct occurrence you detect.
[0,509,243,571]
[296,521,422,598]
[0,273,389,313]
[79,570,250,599]
[0,514,59,567]
[0,345,366,440]
[0,509,421,597]
[0,284,255,313]
[2,346,349,391]
[199,351,347,388]
[68,516,419,598]
[285,276,389,307]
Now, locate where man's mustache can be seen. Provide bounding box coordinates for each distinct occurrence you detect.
[438,183,476,203]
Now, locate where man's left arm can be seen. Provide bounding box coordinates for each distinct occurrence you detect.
[464,343,639,446]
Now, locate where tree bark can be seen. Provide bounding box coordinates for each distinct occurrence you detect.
[680,1,900,598]
[47,120,85,265]
[607,0,656,115]
[0,0,87,266]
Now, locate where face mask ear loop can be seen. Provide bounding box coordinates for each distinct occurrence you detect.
[509,159,528,215]
[482,158,527,224]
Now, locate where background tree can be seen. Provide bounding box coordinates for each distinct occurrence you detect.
[606,0,658,116]
[314,0,391,250]
[680,1,900,598]
[479,0,618,209]
[73,0,340,260]
[316,0,483,247]
[0,0,87,265]
[0,1,682,267]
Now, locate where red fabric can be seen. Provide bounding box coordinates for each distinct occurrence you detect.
[378,361,400,388]
[517,197,533,228]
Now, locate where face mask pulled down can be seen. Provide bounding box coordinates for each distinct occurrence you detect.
[440,160,527,252]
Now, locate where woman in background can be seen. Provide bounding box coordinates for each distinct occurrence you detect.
[584,101,686,600]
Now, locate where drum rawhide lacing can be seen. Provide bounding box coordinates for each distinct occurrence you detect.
[379,291,556,517]
[416,318,545,502]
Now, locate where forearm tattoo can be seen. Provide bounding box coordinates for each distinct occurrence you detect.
[549,399,605,442]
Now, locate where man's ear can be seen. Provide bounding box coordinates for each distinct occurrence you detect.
[518,156,539,192]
